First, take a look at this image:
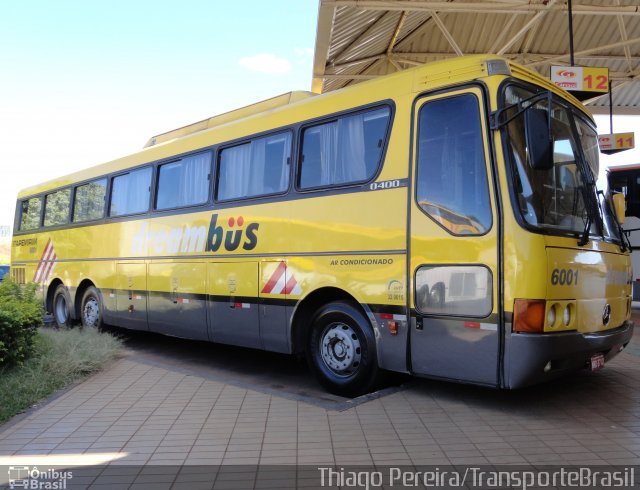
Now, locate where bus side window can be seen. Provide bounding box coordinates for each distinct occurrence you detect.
[44,189,71,227]
[73,179,107,222]
[299,106,390,189]
[217,132,291,201]
[156,152,211,210]
[19,197,42,231]
[110,167,152,217]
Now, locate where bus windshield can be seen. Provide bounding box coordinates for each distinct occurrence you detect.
[502,85,622,245]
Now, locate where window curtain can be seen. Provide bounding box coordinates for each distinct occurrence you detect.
[262,133,290,193]
[337,114,367,183]
[112,167,150,215]
[219,133,290,199]
[316,115,367,186]
[275,134,291,192]
[248,138,267,196]
[219,143,251,200]
[178,153,210,206]
[318,123,338,186]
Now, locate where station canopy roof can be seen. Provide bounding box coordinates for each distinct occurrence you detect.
[312,0,640,114]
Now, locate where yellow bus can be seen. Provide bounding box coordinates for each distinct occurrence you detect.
[11,55,634,396]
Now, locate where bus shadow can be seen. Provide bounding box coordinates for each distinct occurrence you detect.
[106,326,409,411]
[405,357,639,418]
[104,325,638,415]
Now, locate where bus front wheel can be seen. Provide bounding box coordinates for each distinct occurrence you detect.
[307,301,379,397]
[52,285,72,328]
[80,286,104,330]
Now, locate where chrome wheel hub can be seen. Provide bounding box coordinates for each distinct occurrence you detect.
[320,322,362,376]
[83,298,100,327]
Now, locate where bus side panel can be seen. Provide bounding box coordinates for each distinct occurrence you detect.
[115,262,148,330]
[207,261,260,349]
[282,254,408,373]
[148,261,207,340]
[259,260,291,353]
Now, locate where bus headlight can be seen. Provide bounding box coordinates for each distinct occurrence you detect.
[547,305,556,327]
[563,304,572,326]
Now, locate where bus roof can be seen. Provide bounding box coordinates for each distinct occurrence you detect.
[143,91,316,148]
[17,55,590,199]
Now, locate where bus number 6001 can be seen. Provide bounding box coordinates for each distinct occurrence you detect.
[551,268,579,286]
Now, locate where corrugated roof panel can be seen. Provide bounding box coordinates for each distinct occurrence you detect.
[312,0,640,111]
[333,11,404,63]
[328,8,382,60]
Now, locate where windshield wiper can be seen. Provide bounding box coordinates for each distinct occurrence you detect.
[576,180,602,247]
[577,214,591,247]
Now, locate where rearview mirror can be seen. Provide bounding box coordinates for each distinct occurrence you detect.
[612,192,626,225]
[524,108,554,171]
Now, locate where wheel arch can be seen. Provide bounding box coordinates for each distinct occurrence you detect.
[74,279,97,319]
[46,278,65,315]
[290,286,375,356]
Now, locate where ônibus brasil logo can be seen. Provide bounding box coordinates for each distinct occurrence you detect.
[132,214,259,256]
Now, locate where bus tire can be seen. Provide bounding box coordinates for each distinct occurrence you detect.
[307,301,379,397]
[52,284,72,328]
[80,286,104,330]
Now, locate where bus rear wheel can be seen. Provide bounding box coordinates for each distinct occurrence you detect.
[52,284,72,328]
[80,286,104,330]
[307,301,379,397]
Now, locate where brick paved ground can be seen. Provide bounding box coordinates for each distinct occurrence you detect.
[0,317,638,488]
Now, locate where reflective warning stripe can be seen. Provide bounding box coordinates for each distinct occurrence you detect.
[464,321,497,331]
[33,239,56,283]
[261,262,287,294]
[262,261,302,295]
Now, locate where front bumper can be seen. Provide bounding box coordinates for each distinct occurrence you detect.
[505,320,634,388]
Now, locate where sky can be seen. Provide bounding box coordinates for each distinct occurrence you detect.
[0,1,317,230]
[0,1,638,234]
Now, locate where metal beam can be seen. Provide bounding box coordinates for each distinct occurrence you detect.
[489,14,519,54]
[387,11,407,55]
[322,1,640,16]
[392,57,424,66]
[527,37,640,67]
[497,0,557,55]
[616,0,634,73]
[430,10,464,56]
[330,54,386,70]
[388,57,403,71]
[321,73,383,80]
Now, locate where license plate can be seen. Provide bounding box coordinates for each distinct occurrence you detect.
[590,353,605,371]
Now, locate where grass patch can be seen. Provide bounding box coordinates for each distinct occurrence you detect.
[0,327,123,425]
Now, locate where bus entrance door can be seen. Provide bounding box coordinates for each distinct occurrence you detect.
[409,88,500,386]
